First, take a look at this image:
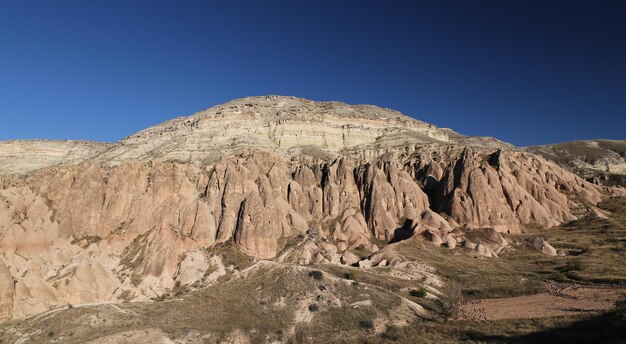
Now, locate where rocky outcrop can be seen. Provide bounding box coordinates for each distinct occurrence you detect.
[526,140,626,187]
[0,140,112,176]
[0,259,13,322]
[0,96,622,322]
[0,186,128,318]
[92,96,453,165]
[416,147,617,232]
[527,237,558,256]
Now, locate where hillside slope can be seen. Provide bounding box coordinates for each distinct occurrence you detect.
[526,140,626,187]
[0,96,624,342]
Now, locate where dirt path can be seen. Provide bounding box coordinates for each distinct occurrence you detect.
[458,284,624,321]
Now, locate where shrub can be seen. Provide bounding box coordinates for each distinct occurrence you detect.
[437,299,459,323]
[559,260,583,272]
[381,326,400,341]
[344,271,358,280]
[309,270,324,280]
[151,294,168,302]
[409,288,428,298]
[359,320,374,329]
[308,304,319,312]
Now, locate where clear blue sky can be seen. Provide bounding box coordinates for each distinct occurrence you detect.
[1,1,625,146]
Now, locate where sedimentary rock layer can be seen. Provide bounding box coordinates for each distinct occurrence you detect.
[0,140,112,176]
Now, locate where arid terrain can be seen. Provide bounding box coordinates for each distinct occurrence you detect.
[0,96,625,343]
[526,140,626,188]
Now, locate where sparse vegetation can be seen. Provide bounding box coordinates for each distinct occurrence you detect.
[120,230,152,285]
[359,319,374,330]
[308,270,323,280]
[2,198,625,343]
[409,288,428,298]
[344,271,358,281]
[438,299,459,323]
[151,294,168,302]
[211,241,251,270]
[393,197,626,301]
[70,235,102,247]
[380,325,400,341]
[350,244,376,258]
[117,289,135,302]
[277,234,305,255]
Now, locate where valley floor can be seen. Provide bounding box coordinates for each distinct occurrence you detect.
[457,284,623,321]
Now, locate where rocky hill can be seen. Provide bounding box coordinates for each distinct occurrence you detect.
[91,96,456,165]
[0,140,112,176]
[526,139,626,187]
[0,96,624,342]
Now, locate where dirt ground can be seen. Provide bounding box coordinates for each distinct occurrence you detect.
[458,282,624,321]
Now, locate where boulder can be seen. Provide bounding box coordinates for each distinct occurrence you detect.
[527,237,558,256]
[340,251,360,266]
[358,260,372,269]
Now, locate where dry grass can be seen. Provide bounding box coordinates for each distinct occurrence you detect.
[346,310,626,344]
[317,264,414,294]
[209,241,252,270]
[0,264,403,343]
[394,240,548,299]
[2,198,625,343]
[597,140,626,158]
[392,197,626,300]
[540,197,626,285]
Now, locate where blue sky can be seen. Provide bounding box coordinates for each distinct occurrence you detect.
[1,1,625,146]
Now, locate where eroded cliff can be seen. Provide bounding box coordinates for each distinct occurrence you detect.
[0,96,623,321]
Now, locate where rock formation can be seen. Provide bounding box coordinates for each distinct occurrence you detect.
[526,140,626,187]
[0,140,112,176]
[0,95,623,321]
